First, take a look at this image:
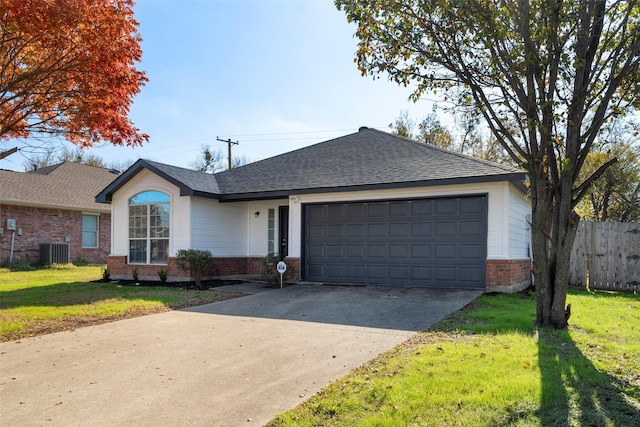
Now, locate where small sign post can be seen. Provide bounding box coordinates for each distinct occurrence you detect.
[276,261,287,289]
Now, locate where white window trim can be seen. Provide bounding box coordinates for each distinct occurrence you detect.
[81,213,100,248]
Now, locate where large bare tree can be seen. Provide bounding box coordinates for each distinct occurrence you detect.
[336,0,640,328]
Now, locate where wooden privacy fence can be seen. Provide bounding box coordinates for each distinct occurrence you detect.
[569,221,640,292]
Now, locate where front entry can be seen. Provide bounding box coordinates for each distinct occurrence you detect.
[279,206,289,260]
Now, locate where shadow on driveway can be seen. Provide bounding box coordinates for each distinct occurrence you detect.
[186,283,483,332]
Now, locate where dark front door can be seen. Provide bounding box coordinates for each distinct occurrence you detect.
[279,206,289,260]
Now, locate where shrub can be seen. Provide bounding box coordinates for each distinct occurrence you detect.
[157,268,168,283]
[131,267,139,281]
[8,257,37,272]
[176,249,213,286]
[260,253,280,284]
[73,258,89,266]
[101,266,111,281]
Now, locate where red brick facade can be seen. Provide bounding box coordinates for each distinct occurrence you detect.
[107,255,302,282]
[1,204,110,264]
[486,259,532,293]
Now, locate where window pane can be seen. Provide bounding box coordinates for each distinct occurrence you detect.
[130,191,170,205]
[82,214,98,247]
[129,205,147,238]
[82,231,97,248]
[150,239,168,263]
[82,215,97,231]
[150,204,170,238]
[129,240,147,263]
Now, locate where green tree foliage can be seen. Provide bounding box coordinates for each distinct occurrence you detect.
[577,143,640,222]
[336,0,640,328]
[391,111,515,165]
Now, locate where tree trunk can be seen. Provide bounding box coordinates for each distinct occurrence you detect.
[530,171,579,329]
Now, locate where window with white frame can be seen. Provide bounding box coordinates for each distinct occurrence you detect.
[128,191,170,264]
[267,208,275,254]
[82,214,99,248]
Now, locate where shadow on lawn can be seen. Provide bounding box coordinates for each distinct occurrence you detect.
[432,292,639,426]
[537,327,639,426]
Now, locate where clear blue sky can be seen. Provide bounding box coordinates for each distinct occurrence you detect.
[3,0,441,172]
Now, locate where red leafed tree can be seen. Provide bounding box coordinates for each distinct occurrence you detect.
[0,0,149,148]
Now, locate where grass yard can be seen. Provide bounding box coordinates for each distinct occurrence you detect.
[270,289,640,426]
[0,265,245,342]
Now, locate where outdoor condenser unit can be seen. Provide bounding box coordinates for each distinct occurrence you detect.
[39,243,70,265]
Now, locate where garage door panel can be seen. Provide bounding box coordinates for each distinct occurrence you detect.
[435,266,457,281]
[368,203,386,216]
[460,197,485,214]
[411,244,432,258]
[304,196,486,288]
[368,223,387,236]
[325,264,344,279]
[366,264,386,279]
[460,244,483,259]
[435,221,456,236]
[389,244,409,258]
[367,244,386,258]
[460,220,484,236]
[412,199,433,215]
[411,266,432,280]
[308,225,325,238]
[327,205,344,219]
[389,223,409,236]
[347,224,364,237]
[347,244,365,257]
[347,265,364,279]
[435,198,457,214]
[460,267,484,282]
[435,244,457,258]
[412,222,432,236]
[327,224,344,237]
[389,202,409,216]
[326,244,344,257]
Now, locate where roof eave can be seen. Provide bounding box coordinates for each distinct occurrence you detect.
[95,160,222,203]
[218,173,529,202]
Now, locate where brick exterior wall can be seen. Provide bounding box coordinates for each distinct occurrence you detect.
[106,255,303,283]
[1,204,110,265]
[486,259,532,293]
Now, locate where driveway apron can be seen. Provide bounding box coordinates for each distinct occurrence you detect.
[0,284,481,426]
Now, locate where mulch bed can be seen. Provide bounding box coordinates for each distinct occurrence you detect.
[95,279,246,291]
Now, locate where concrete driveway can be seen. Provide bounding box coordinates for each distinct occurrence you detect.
[0,284,481,426]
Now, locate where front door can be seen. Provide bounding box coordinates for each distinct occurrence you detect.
[279,206,289,260]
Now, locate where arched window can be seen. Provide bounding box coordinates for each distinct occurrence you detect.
[129,191,170,264]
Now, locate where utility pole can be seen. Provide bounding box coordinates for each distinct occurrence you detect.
[216,137,239,170]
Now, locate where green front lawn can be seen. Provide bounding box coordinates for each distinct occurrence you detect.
[270,289,640,426]
[0,265,244,341]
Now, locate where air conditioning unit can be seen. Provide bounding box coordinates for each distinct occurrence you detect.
[40,243,70,265]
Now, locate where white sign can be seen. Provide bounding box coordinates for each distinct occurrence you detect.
[276,261,287,274]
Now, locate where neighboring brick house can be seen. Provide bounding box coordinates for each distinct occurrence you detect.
[0,162,119,265]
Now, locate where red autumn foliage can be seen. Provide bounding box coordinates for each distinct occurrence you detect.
[0,0,149,147]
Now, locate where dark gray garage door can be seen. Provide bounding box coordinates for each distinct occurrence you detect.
[304,195,487,288]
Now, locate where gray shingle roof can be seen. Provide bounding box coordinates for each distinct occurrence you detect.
[215,128,523,196]
[96,128,526,203]
[1,162,119,211]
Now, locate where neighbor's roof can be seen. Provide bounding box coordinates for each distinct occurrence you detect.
[96,128,527,203]
[1,162,119,211]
